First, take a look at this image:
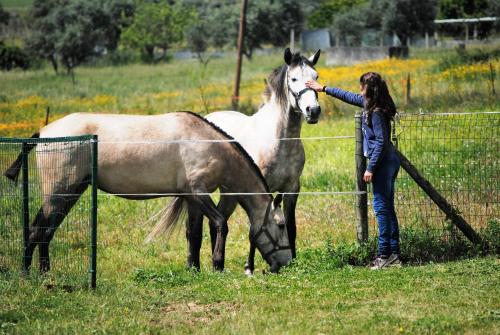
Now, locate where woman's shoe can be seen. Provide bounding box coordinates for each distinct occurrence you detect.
[386,253,402,268]
[369,256,390,270]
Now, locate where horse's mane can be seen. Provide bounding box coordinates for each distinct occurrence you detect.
[179,111,271,194]
[263,51,316,108]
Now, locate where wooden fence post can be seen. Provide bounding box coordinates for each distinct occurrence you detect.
[355,114,368,243]
[45,106,50,126]
[489,62,496,96]
[405,73,411,105]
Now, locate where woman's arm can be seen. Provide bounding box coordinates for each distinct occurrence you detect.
[367,111,390,173]
[324,87,364,108]
[305,80,364,108]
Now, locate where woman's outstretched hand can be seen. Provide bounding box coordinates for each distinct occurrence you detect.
[306,80,325,93]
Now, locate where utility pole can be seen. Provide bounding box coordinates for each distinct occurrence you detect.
[231,0,248,110]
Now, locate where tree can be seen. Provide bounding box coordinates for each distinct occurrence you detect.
[379,0,437,46]
[28,0,61,73]
[28,0,135,75]
[180,0,306,60]
[307,0,368,29]
[331,4,369,46]
[488,0,500,30]
[121,2,193,63]
[438,0,496,38]
[438,0,490,19]
[0,3,10,26]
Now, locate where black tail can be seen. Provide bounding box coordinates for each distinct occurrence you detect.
[4,133,40,183]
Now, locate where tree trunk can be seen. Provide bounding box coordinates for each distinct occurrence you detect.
[144,45,154,63]
[50,54,58,74]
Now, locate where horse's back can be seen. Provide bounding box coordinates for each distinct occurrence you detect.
[36,112,229,195]
[40,112,184,140]
[206,111,251,131]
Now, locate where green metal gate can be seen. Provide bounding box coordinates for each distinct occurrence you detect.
[0,135,97,288]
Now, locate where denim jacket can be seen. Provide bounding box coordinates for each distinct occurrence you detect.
[325,87,395,172]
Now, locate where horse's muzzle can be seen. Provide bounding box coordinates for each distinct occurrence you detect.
[269,249,293,273]
[306,106,321,124]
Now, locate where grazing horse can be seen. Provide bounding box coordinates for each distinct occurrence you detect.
[4,112,292,273]
[206,48,321,273]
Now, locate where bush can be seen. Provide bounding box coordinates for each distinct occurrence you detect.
[0,42,31,71]
[436,47,500,72]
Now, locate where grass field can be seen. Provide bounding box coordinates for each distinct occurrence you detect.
[0,48,499,334]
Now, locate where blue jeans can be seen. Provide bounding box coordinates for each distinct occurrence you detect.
[371,150,400,256]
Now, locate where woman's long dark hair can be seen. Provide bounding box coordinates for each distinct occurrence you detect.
[360,72,397,122]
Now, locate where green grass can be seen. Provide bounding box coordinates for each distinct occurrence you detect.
[1,253,498,334]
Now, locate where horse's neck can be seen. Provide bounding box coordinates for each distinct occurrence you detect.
[238,193,270,227]
[223,155,270,223]
[258,98,302,141]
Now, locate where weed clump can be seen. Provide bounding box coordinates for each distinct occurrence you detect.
[295,219,500,269]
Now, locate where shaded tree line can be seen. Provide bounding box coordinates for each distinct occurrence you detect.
[0,0,306,74]
[308,0,499,47]
[0,0,498,73]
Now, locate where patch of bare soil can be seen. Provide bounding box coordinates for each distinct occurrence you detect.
[151,301,239,329]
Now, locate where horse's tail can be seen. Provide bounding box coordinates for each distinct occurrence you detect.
[144,197,187,244]
[4,132,40,183]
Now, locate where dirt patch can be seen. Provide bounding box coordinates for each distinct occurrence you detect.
[151,301,239,328]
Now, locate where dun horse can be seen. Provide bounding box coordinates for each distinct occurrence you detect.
[4,112,292,273]
[152,48,322,274]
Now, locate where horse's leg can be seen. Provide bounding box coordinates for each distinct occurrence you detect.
[209,195,237,269]
[186,194,227,271]
[23,208,48,273]
[244,243,256,276]
[185,203,203,271]
[284,183,300,259]
[38,181,88,273]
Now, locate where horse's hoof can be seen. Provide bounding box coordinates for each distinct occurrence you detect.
[244,269,253,276]
[212,261,224,272]
[39,261,50,274]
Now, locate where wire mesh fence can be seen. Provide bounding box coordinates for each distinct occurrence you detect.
[379,112,500,239]
[1,112,496,283]
[0,135,97,288]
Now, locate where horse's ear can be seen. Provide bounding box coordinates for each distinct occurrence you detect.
[273,193,283,208]
[284,48,292,65]
[308,49,321,65]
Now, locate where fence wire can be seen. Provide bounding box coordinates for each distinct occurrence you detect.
[383,112,500,239]
[0,136,96,288]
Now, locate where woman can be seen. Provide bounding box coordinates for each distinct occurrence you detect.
[306,72,401,269]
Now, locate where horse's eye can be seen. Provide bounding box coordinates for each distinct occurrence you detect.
[291,78,297,82]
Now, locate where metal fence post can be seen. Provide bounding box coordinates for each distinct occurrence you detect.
[355,114,368,243]
[21,142,30,269]
[90,135,98,289]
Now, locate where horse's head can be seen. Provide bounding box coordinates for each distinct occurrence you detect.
[284,48,322,124]
[251,194,292,273]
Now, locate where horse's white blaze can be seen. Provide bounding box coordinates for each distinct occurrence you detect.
[287,64,320,120]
